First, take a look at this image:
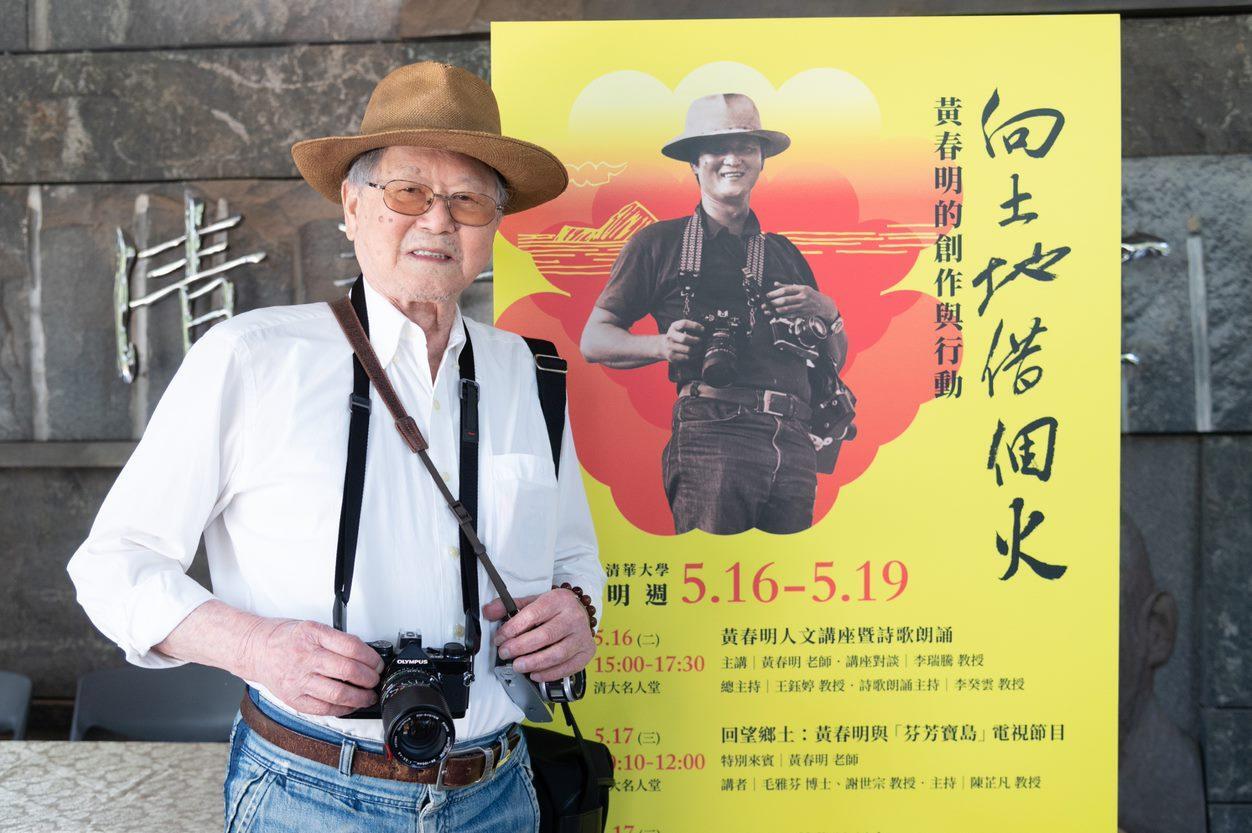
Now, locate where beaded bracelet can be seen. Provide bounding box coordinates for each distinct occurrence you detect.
[553,582,598,631]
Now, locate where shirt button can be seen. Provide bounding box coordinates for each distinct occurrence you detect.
[440,470,451,481]
[433,399,441,411]
[448,545,459,559]
[453,624,465,639]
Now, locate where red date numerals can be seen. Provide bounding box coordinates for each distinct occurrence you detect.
[594,655,705,674]
[614,753,706,771]
[681,561,908,604]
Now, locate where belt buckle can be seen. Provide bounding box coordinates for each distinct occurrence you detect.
[437,744,496,790]
[761,390,787,417]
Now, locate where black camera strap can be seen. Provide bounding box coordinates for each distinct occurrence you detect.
[332,277,373,634]
[457,333,483,655]
[677,207,767,334]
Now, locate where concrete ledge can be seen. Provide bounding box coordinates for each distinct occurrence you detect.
[0,442,135,467]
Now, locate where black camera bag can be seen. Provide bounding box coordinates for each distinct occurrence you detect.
[525,703,615,833]
[517,335,614,833]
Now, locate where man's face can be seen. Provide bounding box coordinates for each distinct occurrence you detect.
[689,136,764,202]
[341,145,500,305]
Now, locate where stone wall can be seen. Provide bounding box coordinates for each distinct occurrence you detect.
[1,3,1250,829]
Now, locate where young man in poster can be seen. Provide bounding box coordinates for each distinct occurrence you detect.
[581,93,848,535]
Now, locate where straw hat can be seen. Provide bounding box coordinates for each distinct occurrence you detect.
[291,62,567,214]
[661,93,791,162]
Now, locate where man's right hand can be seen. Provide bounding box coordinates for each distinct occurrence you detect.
[241,618,383,717]
[658,319,705,363]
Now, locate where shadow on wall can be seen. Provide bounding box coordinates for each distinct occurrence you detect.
[1119,513,1206,833]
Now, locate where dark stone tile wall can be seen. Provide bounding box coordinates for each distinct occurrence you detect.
[1214,805,1252,833]
[37,188,137,440]
[1122,15,1252,157]
[0,0,25,52]
[0,465,212,700]
[32,0,578,47]
[37,0,420,48]
[1205,709,1252,802]
[0,187,31,439]
[0,40,488,184]
[1200,435,1252,824]
[1202,436,1252,709]
[1122,155,1252,433]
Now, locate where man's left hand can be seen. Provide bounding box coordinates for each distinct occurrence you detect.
[484,589,596,682]
[766,284,838,322]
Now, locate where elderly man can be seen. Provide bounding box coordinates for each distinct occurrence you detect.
[581,93,849,535]
[68,62,604,832]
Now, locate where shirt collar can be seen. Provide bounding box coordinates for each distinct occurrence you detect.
[697,202,762,239]
[360,276,466,370]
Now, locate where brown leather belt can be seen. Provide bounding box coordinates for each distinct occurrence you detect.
[240,695,519,787]
[679,381,812,422]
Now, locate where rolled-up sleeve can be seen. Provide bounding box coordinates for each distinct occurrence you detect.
[549,406,606,626]
[67,326,250,667]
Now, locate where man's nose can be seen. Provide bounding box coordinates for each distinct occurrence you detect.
[412,194,458,234]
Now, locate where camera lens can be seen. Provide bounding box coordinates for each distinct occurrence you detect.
[540,670,587,703]
[702,330,738,388]
[380,672,456,768]
[796,316,830,348]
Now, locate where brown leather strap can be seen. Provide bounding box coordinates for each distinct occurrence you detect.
[240,695,519,787]
[679,381,812,422]
[330,296,428,453]
[328,294,522,619]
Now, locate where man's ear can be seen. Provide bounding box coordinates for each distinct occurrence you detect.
[341,179,357,241]
[1144,589,1178,669]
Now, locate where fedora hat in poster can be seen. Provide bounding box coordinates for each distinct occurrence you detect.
[661,93,792,162]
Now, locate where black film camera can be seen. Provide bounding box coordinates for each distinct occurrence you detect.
[810,374,858,474]
[345,630,473,768]
[768,314,831,365]
[668,309,744,388]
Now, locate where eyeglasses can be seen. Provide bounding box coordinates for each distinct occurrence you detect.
[365,180,503,227]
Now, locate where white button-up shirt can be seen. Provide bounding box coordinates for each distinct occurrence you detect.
[67,277,604,743]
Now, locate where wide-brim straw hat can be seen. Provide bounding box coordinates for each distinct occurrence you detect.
[292,62,567,214]
[661,93,791,162]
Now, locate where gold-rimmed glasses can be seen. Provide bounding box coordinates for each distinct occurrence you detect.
[365,180,503,227]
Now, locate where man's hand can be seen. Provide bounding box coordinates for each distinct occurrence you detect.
[658,319,706,363]
[766,284,839,322]
[484,590,596,683]
[240,618,383,717]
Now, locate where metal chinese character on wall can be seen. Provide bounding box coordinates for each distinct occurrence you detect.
[113,191,266,383]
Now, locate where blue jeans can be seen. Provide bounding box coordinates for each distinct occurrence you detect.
[662,395,817,534]
[223,690,538,833]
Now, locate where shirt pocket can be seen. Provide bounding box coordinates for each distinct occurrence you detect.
[483,452,559,596]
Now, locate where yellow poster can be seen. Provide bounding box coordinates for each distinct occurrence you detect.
[492,16,1119,832]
